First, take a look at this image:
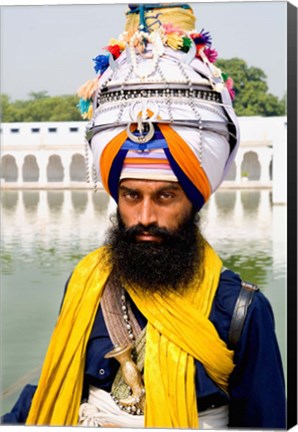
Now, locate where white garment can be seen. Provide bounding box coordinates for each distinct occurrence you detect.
[78,386,144,428]
[78,386,229,429]
[199,404,229,430]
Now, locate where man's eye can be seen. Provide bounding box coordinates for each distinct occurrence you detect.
[159,192,174,200]
[124,191,139,200]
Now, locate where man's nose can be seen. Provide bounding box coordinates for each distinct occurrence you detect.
[137,199,158,227]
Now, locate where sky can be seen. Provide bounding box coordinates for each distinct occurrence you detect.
[0,1,295,102]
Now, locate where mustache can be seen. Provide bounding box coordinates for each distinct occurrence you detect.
[120,223,183,242]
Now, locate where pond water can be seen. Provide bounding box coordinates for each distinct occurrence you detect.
[0,189,287,415]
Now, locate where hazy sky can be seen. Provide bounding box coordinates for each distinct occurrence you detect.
[0,1,294,101]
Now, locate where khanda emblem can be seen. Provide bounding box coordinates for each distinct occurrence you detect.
[126,100,158,147]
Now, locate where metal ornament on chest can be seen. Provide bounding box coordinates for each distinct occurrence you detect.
[104,287,146,415]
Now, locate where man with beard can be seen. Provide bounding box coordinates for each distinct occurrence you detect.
[2,3,286,429]
[109,181,203,294]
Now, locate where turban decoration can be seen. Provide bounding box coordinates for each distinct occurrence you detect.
[78,3,240,211]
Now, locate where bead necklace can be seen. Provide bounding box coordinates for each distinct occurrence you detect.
[120,288,135,343]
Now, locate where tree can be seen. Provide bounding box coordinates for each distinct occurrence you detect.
[1,93,82,122]
[28,91,50,100]
[216,58,286,116]
[0,94,25,122]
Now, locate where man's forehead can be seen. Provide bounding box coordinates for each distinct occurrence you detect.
[119,178,182,191]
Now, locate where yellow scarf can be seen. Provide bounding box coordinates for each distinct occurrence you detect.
[26,244,234,427]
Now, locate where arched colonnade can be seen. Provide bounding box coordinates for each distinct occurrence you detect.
[1,147,273,185]
[1,152,86,184]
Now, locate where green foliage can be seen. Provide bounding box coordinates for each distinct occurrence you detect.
[1,57,286,121]
[1,92,82,122]
[28,91,50,100]
[216,58,286,116]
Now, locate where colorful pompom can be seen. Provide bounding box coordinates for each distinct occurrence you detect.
[85,25,234,103]
[77,78,99,100]
[222,73,235,100]
[104,44,122,59]
[191,29,212,47]
[195,44,205,57]
[166,33,183,50]
[93,54,110,75]
[199,29,212,46]
[221,72,229,82]
[204,47,218,63]
[78,98,93,119]
[86,104,93,120]
[225,77,235,100]
[108,37,126,51]
[162,23,184,35]
[181,36,192,53]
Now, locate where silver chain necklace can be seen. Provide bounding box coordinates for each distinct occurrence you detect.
[120,288,136,343]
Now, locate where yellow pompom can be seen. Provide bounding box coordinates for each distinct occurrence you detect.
[77,78,98,100]
[109,38,126,51]
[86,104,93,120]
[166,33,183,50]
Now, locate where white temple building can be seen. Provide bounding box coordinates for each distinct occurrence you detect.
[1,116,287,204]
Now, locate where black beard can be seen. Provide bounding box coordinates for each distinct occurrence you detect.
[104,209,205,295]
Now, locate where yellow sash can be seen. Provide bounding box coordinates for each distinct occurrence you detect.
[26,243,234,426]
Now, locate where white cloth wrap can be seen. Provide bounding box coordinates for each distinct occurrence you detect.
[78,386,229,429]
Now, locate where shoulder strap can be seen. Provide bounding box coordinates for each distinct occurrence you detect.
[228,280,259,346]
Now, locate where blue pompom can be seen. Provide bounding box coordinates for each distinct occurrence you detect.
[78,98,91,114]
[93,54,110,75]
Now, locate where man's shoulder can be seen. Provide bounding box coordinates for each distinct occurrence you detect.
[217,268,264,308]
[215,269,270,346]
[217,268,268,312]
[215,269,243,316]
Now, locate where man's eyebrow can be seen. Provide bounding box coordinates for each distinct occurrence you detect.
[119,185,137,192]
[118,183,182,193]
[157,184,181,192]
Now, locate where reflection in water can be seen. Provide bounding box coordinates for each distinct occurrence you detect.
[214,190,236,214]
[92,190,110,214]
[23,191,39,212]
[1,191,18,211]
[71,191,88,213]
[201,190,273,287]
[241,190,260,213]
[223,253,272,288]
[47,191,64,213]
[1,189,285,286]
[1,189,287,415]
[269,191,273,206]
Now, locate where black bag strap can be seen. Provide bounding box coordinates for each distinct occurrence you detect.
[228,280,259,346]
